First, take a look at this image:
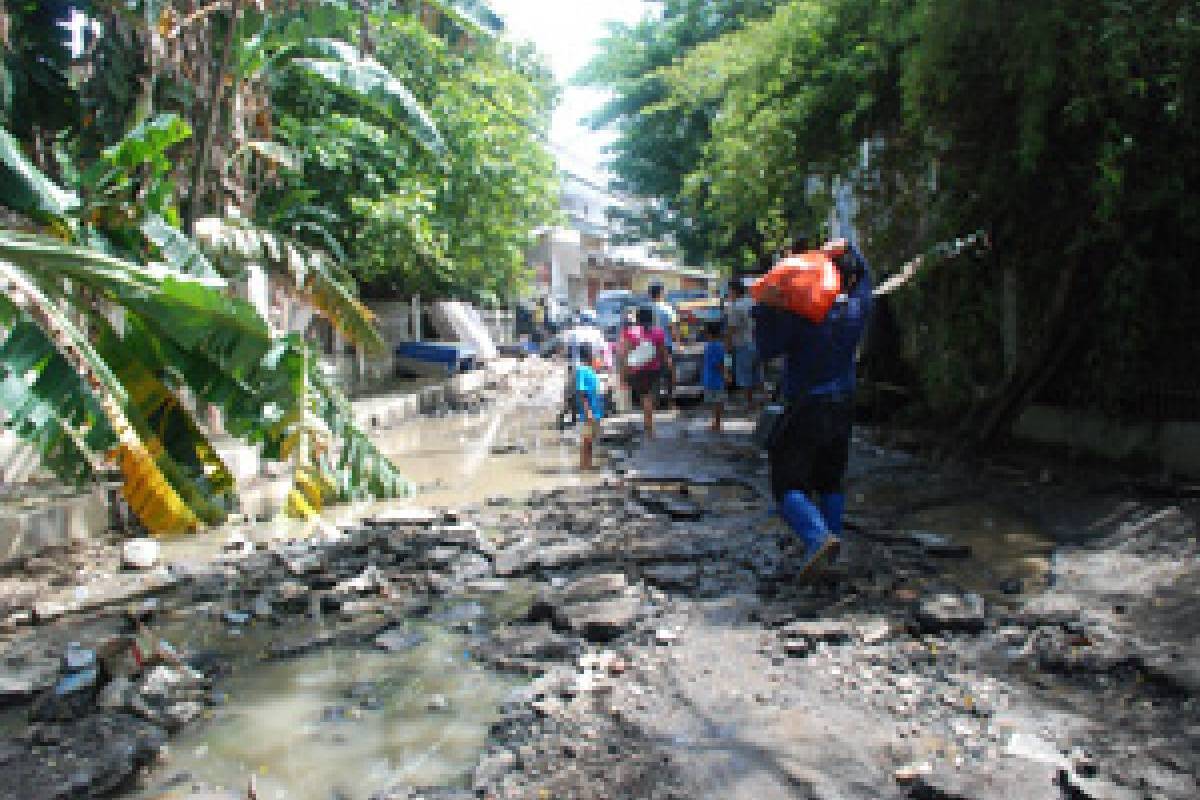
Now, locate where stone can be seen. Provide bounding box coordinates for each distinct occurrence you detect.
[0,714,166,800]
[163,700,204,731]
[97,676,133,710]
[370,507,439,528]
[782,619,854,645]
[375,629,427,653]
[556,597,641,643]
[557,573,627,603]
[0,656,60,701]
[122,538,160,570]
[917,592,986,634]
[643,564,699,589]
[30,668,99,722]
[473,749,517,791]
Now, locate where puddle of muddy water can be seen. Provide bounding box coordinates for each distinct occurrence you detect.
[897,501,1055,596]
[130,588,534,800]
[369,381,602,509]
[159,365,596,566]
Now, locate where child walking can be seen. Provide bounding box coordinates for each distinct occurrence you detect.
[574,343,604,470]
[702,320,727,432]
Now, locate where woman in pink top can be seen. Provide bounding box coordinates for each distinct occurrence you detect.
[619,306,672,439]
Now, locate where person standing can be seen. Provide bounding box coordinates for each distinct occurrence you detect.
[647,284,679,405]
[754,241,873,574]
[701,320,728,432]
[619,306,671,440]
[574,343,604,471]
[726,279,761,409]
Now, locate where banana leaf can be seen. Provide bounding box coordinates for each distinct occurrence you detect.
[295,39,445,156]
[194,217,383,352]
[0,317,115,484]
[0,127,79,217]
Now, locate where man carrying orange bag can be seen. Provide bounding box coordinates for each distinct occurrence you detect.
[753,239,872,575]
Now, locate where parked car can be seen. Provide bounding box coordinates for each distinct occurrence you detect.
[594,290,633,341]
[675,297,723,343]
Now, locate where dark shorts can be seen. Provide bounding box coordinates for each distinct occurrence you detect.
[627,368,662,397]
[767,398,853,501]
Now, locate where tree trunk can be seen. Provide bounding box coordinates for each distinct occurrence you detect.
[954,253,1083,453]
[184,0,242,235]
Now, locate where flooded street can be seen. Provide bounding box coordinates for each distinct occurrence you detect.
[369,373,602,509]
[130,590,534,800]
[0,365,1197,800]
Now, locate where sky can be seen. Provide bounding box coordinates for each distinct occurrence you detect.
[488,0,654,186]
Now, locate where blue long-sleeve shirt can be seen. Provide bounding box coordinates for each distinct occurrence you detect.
[753,244,873,400]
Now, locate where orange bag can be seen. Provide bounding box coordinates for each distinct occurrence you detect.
[750,251,843,323]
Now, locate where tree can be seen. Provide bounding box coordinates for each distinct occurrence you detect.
[262,7,560,302]
[586,0,1200,435]
[576,0,782,266]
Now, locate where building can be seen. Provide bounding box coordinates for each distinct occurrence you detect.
[527,174,719,312]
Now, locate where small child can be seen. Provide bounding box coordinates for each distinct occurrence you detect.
[702,320,727,432]
[574,343,604,470]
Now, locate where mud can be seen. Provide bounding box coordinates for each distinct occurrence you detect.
[0,364,1196,800]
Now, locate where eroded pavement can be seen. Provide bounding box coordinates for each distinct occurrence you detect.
[0,378,1197,800]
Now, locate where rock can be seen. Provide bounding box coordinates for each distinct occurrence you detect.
[917,592,986,634]
[781,619,854,645]
[893,762,932,785]
[906,530,972,558]
[556,597,641,643]
[0,656,60,701]
[0,714,166,800]
[643,564,699,589]
[374,629,427,653]
[122,538,160,570]
[370,507,439,528]
[30,668,99,722]
[222,610,250,626]
[1056,770,1143,800]
[139,665,192,699]
[557,573,627,603]
[97,676,133,710]
[473,749,517,791]
[162,700,203,731]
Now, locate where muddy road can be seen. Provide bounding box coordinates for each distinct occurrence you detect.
[0,361,1197,800]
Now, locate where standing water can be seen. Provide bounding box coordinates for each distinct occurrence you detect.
[132,363,584,799]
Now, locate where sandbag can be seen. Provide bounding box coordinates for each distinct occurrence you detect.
[751,251,843,323]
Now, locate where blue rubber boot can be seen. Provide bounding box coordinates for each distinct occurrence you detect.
[780,491,840,575]
[818,492,845,536]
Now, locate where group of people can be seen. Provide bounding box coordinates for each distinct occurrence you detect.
[569,237,873,576]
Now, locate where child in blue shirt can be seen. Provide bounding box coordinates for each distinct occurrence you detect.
[574,343,604,470]
[702,320,727,432]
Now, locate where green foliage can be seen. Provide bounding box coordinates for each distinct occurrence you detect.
[262,10,559,301]
[577,0,784,264]
[588,0,1200,419]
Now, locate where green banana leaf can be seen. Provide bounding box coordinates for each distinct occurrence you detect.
[0,317,115,485]
[0,127,79,217]
[295,38,445,156]
[194,217,384,352]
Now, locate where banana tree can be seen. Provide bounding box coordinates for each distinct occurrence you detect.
[0,122,409,535]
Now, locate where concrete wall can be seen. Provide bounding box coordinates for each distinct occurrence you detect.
[1013,404,1200,477]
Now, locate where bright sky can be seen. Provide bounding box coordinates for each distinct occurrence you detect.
[489,0,655,185]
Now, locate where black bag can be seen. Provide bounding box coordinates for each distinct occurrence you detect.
[753,403,787,450]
